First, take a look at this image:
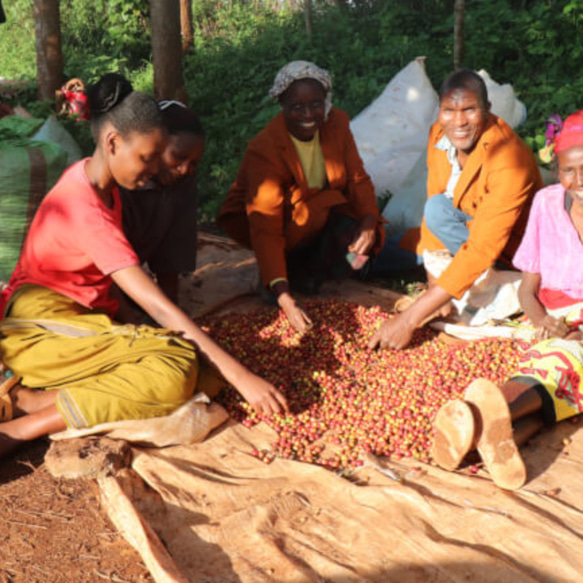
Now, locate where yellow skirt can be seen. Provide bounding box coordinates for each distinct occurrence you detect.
[513,337,583,423]
[0,285,225,428]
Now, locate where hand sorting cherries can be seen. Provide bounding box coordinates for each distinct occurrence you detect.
[205,300,526,471]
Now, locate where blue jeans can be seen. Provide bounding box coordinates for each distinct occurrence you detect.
[424,193,472,255]
[369,233,423,274]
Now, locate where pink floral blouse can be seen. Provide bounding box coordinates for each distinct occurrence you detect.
[513,183,583,300]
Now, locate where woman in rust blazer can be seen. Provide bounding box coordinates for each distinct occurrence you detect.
[218,61,383,332]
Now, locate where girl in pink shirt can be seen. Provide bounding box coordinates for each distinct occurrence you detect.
[0,74,288,460]
[431,110,583,490]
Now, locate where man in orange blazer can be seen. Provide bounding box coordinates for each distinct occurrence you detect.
[369,69,543,350]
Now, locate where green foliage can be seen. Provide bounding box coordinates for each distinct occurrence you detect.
[0,0,36,79]
[458,0,583,157]
[61,0,150,69]
[3,0,583,219]
[185,1,459,220]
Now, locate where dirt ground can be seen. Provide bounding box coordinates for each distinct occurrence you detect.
[0,234,413,583]
[0,440,153,583]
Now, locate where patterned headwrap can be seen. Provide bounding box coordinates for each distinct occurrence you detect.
[540,111,583,163]
[269,61,333,117]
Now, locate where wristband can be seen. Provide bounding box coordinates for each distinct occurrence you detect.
[269,277,288,289]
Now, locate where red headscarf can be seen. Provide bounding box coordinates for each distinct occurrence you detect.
[555,110,583,154]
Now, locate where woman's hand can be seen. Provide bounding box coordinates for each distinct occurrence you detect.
[535,315,569,340]
[271,280,312,333]
[518,272,570,341]
[278,292,313,333]
[566,330,583,341]
[236,371,290,416]
[349,214,377,256]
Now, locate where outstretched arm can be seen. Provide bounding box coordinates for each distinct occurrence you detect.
[368,284,452,350]
[112,265,289,416]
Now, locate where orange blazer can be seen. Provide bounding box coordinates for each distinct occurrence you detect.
[217,108,382,286]
[417,114,543,298]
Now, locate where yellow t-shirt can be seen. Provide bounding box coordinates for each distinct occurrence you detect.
[290,131,327,190]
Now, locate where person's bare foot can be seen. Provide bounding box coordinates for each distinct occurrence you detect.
[1,377,52,420]
[11,386,57,417]
[431,400,475,470]
[0,376,20,421]
[432,300,454,320]
[465,378,527,491]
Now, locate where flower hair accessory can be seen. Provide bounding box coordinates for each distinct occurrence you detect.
[539,114,563,164]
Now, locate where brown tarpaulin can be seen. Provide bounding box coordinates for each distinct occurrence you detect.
[97,235,583,583]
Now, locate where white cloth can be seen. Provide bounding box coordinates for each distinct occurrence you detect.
[423,249,522,325]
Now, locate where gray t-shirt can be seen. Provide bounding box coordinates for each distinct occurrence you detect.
[435,134,462,200]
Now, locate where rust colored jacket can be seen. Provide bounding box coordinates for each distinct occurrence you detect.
[418,114,543,298]
[217,108,382,286]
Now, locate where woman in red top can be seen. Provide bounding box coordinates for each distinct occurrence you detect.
[0,74,287,459]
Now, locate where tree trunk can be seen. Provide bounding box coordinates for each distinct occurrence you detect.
[304,0,313,39]
[33,0,63,101]
[180,0,194,55]
[453,0,465,70]
[150,0,186,102]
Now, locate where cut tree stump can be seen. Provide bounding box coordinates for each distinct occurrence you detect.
[45,436,132,479]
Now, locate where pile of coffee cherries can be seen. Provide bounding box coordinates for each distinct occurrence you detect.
[204,300,527,470]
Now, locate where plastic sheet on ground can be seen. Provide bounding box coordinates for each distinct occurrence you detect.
[98,235,583,583]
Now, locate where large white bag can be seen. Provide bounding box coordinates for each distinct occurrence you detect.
[350,57,438,200]
[478,69,527,129]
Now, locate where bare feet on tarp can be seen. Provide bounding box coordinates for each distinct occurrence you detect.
[11,385,59,418]
[0,389,65,461]
[432,379,527,490]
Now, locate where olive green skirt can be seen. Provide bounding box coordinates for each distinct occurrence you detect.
[0,285,224,428]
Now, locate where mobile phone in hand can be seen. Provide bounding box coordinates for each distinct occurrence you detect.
[346,252,369,270]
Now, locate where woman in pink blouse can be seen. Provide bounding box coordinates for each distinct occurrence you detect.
[430,110,583,491]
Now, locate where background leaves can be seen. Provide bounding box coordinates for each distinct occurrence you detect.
[1,0,582,220]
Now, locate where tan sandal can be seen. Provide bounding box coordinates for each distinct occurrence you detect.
[431,400,475,470]
[394,290,426,314]
[0,376,19,422]
[464,378,527,491]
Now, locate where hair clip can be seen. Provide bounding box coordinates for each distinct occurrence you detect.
[159,100,187,111]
